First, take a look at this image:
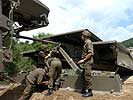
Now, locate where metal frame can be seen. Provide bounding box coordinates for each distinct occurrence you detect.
[0,0,10,72]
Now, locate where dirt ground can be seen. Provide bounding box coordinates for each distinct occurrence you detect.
[30,76,133,100]
[0,76,133,100]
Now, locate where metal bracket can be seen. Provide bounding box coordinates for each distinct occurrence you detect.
[59,47,82,74]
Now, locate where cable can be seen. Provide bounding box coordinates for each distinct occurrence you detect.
[8,0,20,50]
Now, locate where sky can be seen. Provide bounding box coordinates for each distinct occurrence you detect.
[20,0,133,42]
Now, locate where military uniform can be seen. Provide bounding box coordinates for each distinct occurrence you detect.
[19,68,48,100]
[78,30,94,97]
[81,39,93,90]
[37,51,46,69]
[47,57,62,89]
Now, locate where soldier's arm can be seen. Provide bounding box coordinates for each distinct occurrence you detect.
[78,40,93,64]
[84,52,93,61]
[40,81,49,85]
[78,52,92,64]
[37,73,44,84]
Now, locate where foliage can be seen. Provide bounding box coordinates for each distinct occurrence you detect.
[4,32,52,75]
[121,38,133,48]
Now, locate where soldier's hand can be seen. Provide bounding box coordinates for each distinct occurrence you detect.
[45,54,50,59]
[41,81,49,85]
[78,59,84,64]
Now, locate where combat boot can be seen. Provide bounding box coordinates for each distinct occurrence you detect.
[46,88,53,96]
[80,88,85,94]
[82,89,93,97]
[53,81,60,91]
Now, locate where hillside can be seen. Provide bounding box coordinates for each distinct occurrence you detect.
[121,38,133,48]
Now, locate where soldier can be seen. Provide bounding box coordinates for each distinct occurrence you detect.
[37,50,46,68]
[78,30,94,97]
[37,45,48,69]
[19,68,49,100]
[45,48,62,95]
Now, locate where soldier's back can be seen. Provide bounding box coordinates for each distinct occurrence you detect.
[27,68,45,84]
[48,57,62,67]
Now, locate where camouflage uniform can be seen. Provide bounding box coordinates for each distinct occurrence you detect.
[19,68,48,100]
[81,38,94,90]
[47,57,62,89]
[37,51,46,69]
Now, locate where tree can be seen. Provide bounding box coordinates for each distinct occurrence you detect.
[121,38,133,48]
[5,32,52,76]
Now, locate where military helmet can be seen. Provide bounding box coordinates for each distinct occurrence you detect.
[39,51,44,55]
[50,49,59,57]
[82,30,92,37]
[38,51,46,57]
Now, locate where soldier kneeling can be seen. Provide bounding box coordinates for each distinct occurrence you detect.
[19,68,49,100]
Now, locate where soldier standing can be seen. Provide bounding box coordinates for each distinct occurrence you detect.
[45,48,62,95]
[78,30,94,97]
[19,68,49,100]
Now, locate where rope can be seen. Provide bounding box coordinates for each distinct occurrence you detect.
[9,0,20,50]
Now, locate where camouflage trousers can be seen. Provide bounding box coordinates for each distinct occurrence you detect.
[81,62,92,90]
[48,59,62,89]
[19,79,35,100]
[19,79,47,100]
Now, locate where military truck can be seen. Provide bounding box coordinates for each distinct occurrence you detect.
[0,0,49,99]
[0,0,49,72]
[128,47,133,57]
[42,29,133,92]
[21,29,133,93]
